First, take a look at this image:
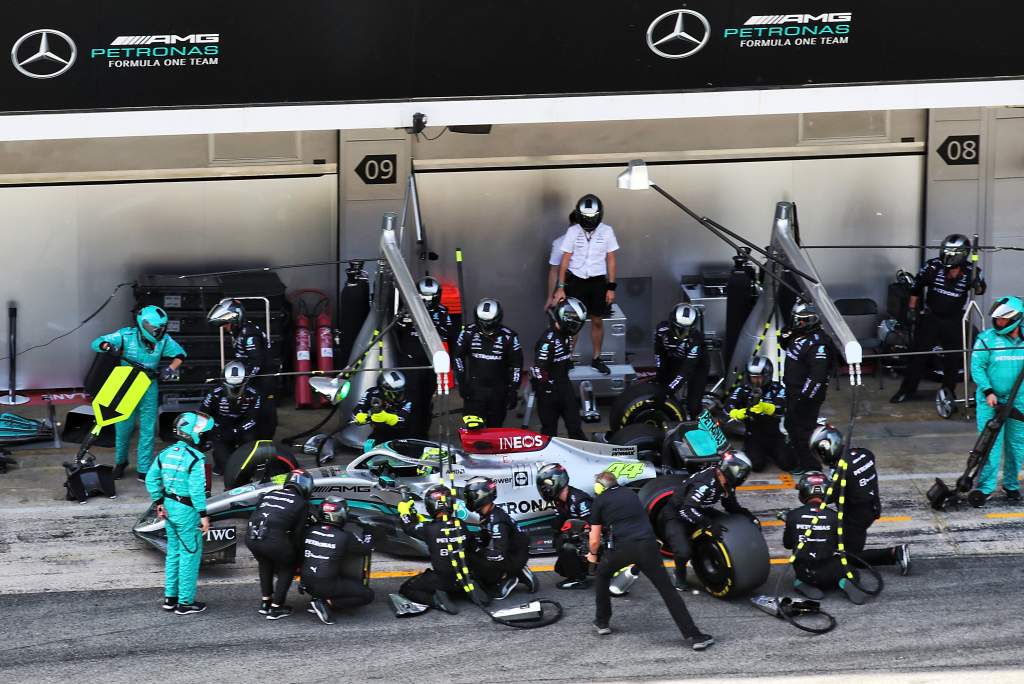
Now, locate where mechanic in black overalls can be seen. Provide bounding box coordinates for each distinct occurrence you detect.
[891,233,986,404]
[200,361,262,476]
[782,471,854,601]
[454,298,523,428]
[393,484,468,615]
[656,451,754,588]
[781,301,832,474]
[536,463,593,589]
[394,277,453,438]
[531,298,588,440]
[589,471,713,650]
[245,469,313,620]
[301,496,375,625]
[463,476,535,599]
[351,370,413,446]
[207,298,278,439]
[811,425,911,577]
[725,356,791,472]
[655,303,710,420]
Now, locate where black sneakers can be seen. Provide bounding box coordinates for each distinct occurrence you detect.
[112,463,127,480]
[839,579,867,605]
[266,605,293,620]
[673,566,688,590]
[591,358,611,375]
[310,599,334,625]
[557,577,589,590]
[433,590,459,615]
[174,602,207,615]
[967,489,989,508]
[793,579,825,600]
[1005,487,1022,502]
[162,597,177,611]
[136,473,147,483]
[889,390,914,404]
[518,567,539,593]
[594,622,612,636]
[689,633,715,651]
[258,599,271,615]
[495,576,519,600]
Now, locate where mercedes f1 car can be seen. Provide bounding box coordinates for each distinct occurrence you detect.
[134,414,770,597]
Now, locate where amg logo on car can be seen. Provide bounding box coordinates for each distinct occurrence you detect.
[497,499,555,515]
[111,34,219,45]
[313,485,372,495]
[204,527,236,542]
[743,13,851,25]
[498,435,544,451]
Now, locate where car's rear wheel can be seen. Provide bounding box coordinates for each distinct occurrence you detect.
[223,440,300,489]
[609,383,685,433]
[609,423,666,466]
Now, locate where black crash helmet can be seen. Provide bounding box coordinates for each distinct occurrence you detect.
[463,476,498,512]
[536,463,570,501]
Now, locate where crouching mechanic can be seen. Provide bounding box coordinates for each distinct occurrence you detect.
[463,476,537,599]
[201,361,261,476]
[811,424,911,574]
[392,485,469,615]
[782,471,862,602]
[536,463,593,589]
[969,296,1024,506]
[352,371,412,447]
[245,469,314,620]
[301,496,375,625]
[145,412,215,615]
[92,305,186,481]
[726,356,790,471]
[656,450,755,589]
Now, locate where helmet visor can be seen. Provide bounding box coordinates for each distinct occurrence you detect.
[141,320,166,341]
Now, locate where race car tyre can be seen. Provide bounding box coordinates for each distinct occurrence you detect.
[689,512,770,598]
[637,479,769,599]
[223,440,300,489]
[608,383,685,433]
[609,423,666,466]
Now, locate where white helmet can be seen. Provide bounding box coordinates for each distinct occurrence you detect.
[671,303,698,336]
[475,298,502,333]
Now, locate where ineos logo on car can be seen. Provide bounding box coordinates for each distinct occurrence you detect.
[498,435,544,451]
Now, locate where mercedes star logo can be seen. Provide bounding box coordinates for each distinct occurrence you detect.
[11,29,77,79]
[646,9,710,59]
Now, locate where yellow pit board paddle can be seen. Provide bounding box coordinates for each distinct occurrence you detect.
[90,365,152,435]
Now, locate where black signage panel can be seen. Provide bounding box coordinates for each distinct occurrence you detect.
[355,155,398,184]
[937,136,980,166]
[2,1,1023,114]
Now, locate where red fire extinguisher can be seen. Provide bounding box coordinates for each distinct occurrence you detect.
[290,290,332,409]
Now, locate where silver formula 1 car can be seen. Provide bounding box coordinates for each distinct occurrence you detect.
[134,426,662,561]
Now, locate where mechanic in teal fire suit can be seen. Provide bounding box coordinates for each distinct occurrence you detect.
[91,306,186,480]
[145,412,215,615]
[969,296,1024,506]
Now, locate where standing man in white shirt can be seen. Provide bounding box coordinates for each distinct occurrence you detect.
[554,195,619,375]
[546,211,575,311]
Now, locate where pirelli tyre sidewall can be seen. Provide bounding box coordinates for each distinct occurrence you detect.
[609,383,685,432]
[223,440,300,489]
[609,423,666,466]
[637,477,770,599]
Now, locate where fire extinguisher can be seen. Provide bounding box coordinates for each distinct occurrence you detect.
[290,290,332,409]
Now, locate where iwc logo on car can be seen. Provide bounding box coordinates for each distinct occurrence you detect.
[90,33,220,69]
[724,12,853,48]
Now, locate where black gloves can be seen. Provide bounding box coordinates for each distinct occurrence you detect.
[159,366,180,382]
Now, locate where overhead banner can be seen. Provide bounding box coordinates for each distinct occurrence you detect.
[3,1,1023,114]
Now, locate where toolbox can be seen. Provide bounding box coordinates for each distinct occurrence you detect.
[568,363,636,398]
[134,272,288,313]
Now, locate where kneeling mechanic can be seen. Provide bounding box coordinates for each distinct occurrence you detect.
[536,462,593,589]
[463,476,537,599]
[301,496,375,625]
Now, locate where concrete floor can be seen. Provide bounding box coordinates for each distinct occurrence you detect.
[1,377,1022,682]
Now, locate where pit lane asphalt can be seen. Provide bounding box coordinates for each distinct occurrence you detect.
[1,554,1022,684]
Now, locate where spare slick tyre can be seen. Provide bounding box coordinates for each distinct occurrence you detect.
[609,383,685,433]
[609,423,666,467]
[223,440,300,489]
[689,512,771,599]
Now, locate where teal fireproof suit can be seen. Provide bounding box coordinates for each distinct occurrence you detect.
[146,441,208,604]
[971,328,1024,494]
[90,327,186,474]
